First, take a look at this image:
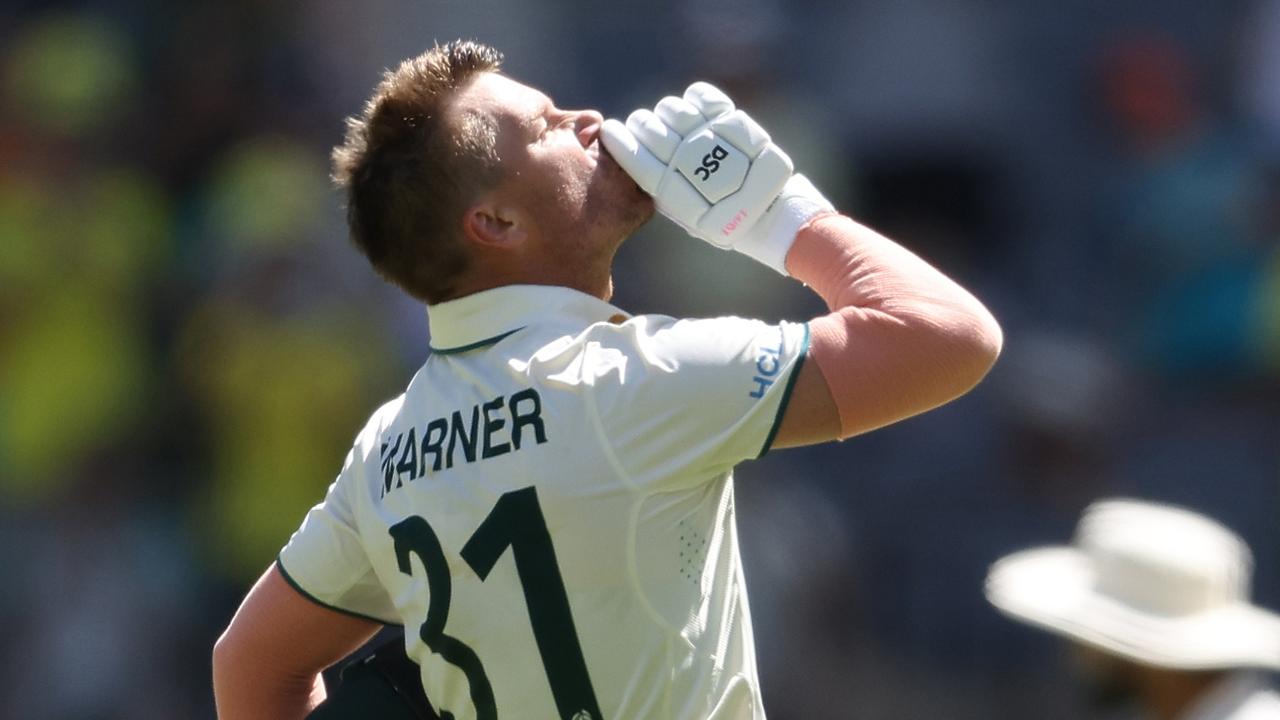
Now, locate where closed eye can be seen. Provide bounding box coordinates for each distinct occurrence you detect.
[543,107,576,134]
[528,98,574,143]
[527,116,548,142]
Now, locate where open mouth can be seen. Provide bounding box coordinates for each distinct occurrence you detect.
[579,121,602,159]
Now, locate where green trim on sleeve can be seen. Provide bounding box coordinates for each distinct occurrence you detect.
[429,327,524,355]
[757,322,811,458]
[274,555,402,627]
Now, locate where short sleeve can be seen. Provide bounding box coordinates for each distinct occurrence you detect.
[588,315,809,488]
[276,447,399,625]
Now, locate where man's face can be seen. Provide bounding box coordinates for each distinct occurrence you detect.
[451,73,655,267]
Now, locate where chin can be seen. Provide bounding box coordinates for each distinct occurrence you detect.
[613,184,656,236]
[582,181,654,243]
[592,155,656,231]
[623,196,656,235]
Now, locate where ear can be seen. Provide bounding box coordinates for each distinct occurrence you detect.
[462,201,528,250]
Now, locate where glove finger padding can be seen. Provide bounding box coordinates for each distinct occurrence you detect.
[654,96,705,135]
[711,111,772,158]
[683,81,735,120]
[600,118,664,194]
[625,109,681,164]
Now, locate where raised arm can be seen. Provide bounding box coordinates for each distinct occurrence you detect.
[600,81,1001,450]
[770,214,1002,448]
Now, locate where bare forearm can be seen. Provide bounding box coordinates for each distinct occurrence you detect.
[213,644,326,720]
[211,566,380,720]
[787,213,1002,437]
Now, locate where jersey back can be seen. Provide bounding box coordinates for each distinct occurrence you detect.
[278,285,808,720]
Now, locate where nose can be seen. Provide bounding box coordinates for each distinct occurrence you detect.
[575,109,604,148]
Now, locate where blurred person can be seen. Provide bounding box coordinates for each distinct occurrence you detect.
[1256,164,1280,375]
[0,12,169,503]
[177,135,400,582]
[991,331,1128,513]
[179,279,396,581]
[4,480,205,720]
[1242,0,1280,150]
[1093,32,1270,382]
[986,498,1280,720]
[213,40,1002,719]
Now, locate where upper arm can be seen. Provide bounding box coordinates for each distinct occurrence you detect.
[770,299,1001,448]
[213,564,382,719]
[771,213,1003,447]
[766,350,841,450]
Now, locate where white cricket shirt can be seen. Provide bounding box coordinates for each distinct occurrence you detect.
[278,284,809,720]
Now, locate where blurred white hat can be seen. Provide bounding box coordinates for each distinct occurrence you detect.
[985,498,1280,670]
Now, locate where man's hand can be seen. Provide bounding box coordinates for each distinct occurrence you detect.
[601,82,833,273]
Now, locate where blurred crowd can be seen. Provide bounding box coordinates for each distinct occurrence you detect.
[0,1,1277,718]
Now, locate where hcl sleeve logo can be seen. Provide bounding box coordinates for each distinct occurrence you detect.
[748,335,784,399]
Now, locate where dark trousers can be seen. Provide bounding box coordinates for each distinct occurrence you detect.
[307,633,439,720]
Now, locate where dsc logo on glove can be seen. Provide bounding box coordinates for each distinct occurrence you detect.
[694,145,730,181]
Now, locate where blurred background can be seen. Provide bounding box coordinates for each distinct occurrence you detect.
[0,0,1278,717]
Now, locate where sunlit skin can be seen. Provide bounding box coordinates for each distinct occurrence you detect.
[449,72,655,302]
[214,61,1006,720]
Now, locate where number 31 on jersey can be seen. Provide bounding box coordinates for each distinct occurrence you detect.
[389,486,603,720]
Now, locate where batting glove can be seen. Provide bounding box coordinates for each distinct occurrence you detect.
[601,82,834,274]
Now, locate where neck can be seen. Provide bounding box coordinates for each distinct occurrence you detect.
[447,262,613,303]
[449,242,617,302]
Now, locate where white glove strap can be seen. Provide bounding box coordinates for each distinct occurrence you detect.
[733,174,836,274]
